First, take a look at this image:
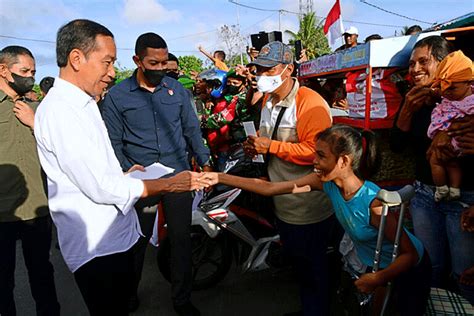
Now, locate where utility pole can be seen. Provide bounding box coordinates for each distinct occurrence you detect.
[236,4,244,65]
[278,10,282,31]
[299,0,313,15]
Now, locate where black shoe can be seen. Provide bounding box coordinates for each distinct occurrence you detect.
[128,294,140,313]
[174,302,201,316]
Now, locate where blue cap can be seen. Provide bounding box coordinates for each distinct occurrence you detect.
[249,41,293,68]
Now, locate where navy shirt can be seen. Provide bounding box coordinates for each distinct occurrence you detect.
[101,72,210,173]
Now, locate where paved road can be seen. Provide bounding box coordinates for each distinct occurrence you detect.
[14,232,300,316]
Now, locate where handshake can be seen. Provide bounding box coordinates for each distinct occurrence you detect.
[164,171,219,192]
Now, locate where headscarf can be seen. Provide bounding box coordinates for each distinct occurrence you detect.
[431,50,473,94]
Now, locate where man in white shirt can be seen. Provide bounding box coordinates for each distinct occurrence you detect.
[34,19,212,316]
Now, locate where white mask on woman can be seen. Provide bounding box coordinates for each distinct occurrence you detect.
[256,64,289,93]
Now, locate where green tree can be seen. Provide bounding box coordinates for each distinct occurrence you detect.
[178,55,203,76]
[285,12,331,60]
[218,24,246,67]
[114,64,134,84]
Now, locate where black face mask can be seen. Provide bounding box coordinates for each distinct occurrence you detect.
[8,72,35,96]
[226,84,242,96]
[166,71,179,80]
[143,68,166,86]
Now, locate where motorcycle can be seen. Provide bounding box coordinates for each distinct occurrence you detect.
[156,144,285,290]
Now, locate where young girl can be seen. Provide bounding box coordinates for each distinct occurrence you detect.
[209,125,431,315]
[427,50,474,202]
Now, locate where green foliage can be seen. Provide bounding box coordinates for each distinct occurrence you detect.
[178,55,203,76]
[32,84,41,99]
[285,12,331,60]
[228,54,249,67]
[114,64,134,84]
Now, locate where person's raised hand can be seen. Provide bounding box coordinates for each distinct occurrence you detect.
[404,86,435,113]
[298,48,308,63]
[13,100,35,129]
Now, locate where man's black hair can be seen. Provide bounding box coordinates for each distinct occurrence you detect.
[214,50,226,60]
[168,53,179,66]
[364,34,383,43]
[405,25,422,35]
[413,35,453,62]
[39,76,55,94]
[0,46,34,66]
[135,32,167,59]
[56,19,114,67]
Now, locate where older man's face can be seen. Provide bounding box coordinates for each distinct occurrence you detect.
[80,35,116,97]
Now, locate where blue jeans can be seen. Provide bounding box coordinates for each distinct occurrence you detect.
[410,180,474,304]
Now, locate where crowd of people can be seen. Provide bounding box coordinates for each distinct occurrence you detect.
[0,16,473,316]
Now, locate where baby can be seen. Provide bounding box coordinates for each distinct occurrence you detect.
[427,50,474,201]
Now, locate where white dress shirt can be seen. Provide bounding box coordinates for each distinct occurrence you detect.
[34,77,144,272]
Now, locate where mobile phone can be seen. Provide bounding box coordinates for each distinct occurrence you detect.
[295,40,302,60]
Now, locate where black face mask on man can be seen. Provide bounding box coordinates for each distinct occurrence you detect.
[8,72,35,96]
[142,68,166,86]
[166,71,179,80]
[226,84,242,96]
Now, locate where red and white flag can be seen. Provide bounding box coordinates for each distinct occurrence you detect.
[323,0,344,45]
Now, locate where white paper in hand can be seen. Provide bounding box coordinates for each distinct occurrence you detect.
[126,162,174,180]
[242,121,264,163]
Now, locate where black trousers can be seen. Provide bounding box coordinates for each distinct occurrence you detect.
[73,242,137,316]
[0,216,60,316]
[132,191,193,306]
[277,215,336,316]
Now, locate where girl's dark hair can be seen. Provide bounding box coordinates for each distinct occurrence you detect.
[413,35,452,62]
[317,124,380,179]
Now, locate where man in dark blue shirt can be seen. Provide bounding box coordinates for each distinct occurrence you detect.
[101,32,209,316]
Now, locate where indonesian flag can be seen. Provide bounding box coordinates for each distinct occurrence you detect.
[323,0,344,45]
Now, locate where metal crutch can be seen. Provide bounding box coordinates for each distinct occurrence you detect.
[373,185,415,316]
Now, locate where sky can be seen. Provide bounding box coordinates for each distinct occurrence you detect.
[0,0,472,81]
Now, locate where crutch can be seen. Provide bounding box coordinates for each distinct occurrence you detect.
[373,185,415,316]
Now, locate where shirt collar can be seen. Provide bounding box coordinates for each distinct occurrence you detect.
[54,77,95,108]
[0,89,8,102]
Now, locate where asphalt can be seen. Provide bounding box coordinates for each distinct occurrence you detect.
[14,231,300,316]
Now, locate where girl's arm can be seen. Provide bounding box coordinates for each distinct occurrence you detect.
[355,200,419,293]
[217,172,322,196]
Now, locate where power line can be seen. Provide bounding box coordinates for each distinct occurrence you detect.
[228,0,300,15]
[359,0,434,25]
[228,0,405,28]
[0,35,55,44]
[343,19,404,28]
[241,12,278,31]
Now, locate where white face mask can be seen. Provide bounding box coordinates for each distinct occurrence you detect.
[256,64,289,93]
